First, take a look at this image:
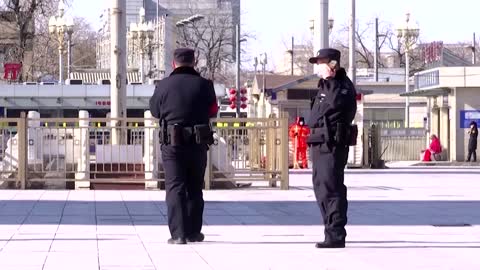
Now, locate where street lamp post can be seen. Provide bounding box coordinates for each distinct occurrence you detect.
[129,8,155,83]
[259,53,268,118]
[48,0,74,84]
[397,13,420,128]
[66,18,74,79]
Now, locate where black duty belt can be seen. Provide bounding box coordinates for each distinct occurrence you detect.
[160,123,213,146]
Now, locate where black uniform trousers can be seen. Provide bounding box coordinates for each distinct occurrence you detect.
[311,142,349,243]
[467,149,477,162]
[161,144,208,238]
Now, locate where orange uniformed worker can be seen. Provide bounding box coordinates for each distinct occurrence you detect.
[289,117,310,169]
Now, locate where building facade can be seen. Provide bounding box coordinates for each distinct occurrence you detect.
[96,0,240,80]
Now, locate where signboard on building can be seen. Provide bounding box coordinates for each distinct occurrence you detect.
[460,110,480,128]
[423,41,443,65]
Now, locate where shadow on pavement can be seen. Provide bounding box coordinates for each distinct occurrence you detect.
[0,200,479,226]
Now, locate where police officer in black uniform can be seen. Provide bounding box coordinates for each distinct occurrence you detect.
[306,48,357,248]
[149,48,218,245]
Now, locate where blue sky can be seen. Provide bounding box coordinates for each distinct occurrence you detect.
[71,0,479,68]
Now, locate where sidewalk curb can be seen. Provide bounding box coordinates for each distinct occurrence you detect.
[290,168,480,175]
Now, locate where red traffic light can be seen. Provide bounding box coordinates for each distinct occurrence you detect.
[230,103,237,109]
[229,88,237,95]
[229,96,237,102]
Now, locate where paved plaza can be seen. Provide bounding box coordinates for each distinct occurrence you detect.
[0,170,479,270]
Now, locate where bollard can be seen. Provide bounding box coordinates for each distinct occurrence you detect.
[144,111,158,190]
[75,110,90,189]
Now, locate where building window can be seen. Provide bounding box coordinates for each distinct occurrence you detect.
[364,108,405,129]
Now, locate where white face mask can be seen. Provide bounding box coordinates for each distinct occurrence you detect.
[317,63,335,79]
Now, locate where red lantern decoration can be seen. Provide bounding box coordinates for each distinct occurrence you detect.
[229,88,237,109]
[239,88,248,110]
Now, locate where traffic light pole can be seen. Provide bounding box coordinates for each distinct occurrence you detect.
[235,24,241,117]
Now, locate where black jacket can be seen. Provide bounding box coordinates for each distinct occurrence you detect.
[307,68,357,129]
[469,126,478,151]
[149,66,218,126]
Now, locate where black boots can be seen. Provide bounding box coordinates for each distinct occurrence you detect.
[315,241,346,249]
[187,233,205,243]
[167,237,187,245]
[168,233,205,245]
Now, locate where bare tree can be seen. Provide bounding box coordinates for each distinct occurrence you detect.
[332,19,426,75]
[383,27,426,75]
[176,14,236,82]
[174,1,252,86]
[334,19,391,69]
[0,0,67,81]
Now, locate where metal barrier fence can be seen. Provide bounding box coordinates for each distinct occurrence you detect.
[380,128,426,161]
[0,112,289,190]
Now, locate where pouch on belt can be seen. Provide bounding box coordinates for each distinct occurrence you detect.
[194,124,214,145]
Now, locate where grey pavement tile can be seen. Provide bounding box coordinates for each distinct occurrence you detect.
[268,215,320,225]
[0,215,27,224]
[98,239,145,252]
[56,225,97,234]
[96,216,132,225]
[11,233,55,240]
[63,203,96,216]
[96,226,137,235]
[99,252,153,267]
[95,207,129,216]
[100,267,155,270]
[143,242,195,253]
[50,240,98,252]
[0,240,9,249]
[2,239,53,252]
[0,251,48,266]
[54,233,98,240]
[30,202,65,216]
[204,209,229,216]
[60,215,96,225]
[203,215,243,225]
[17,225,59,234]
[24,215,62,224]
[43,252,99,270]
[0,203,35,215]
[0,267,44,270]
[150,252,212,270]
[235,215,275,225]
[131,215,166,226]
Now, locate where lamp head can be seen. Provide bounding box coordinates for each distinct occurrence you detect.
[66,17,74,34]
[48,16,57,34]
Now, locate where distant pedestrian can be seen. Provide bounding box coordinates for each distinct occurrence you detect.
[422,135,442,162]
[467,121,478,162]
